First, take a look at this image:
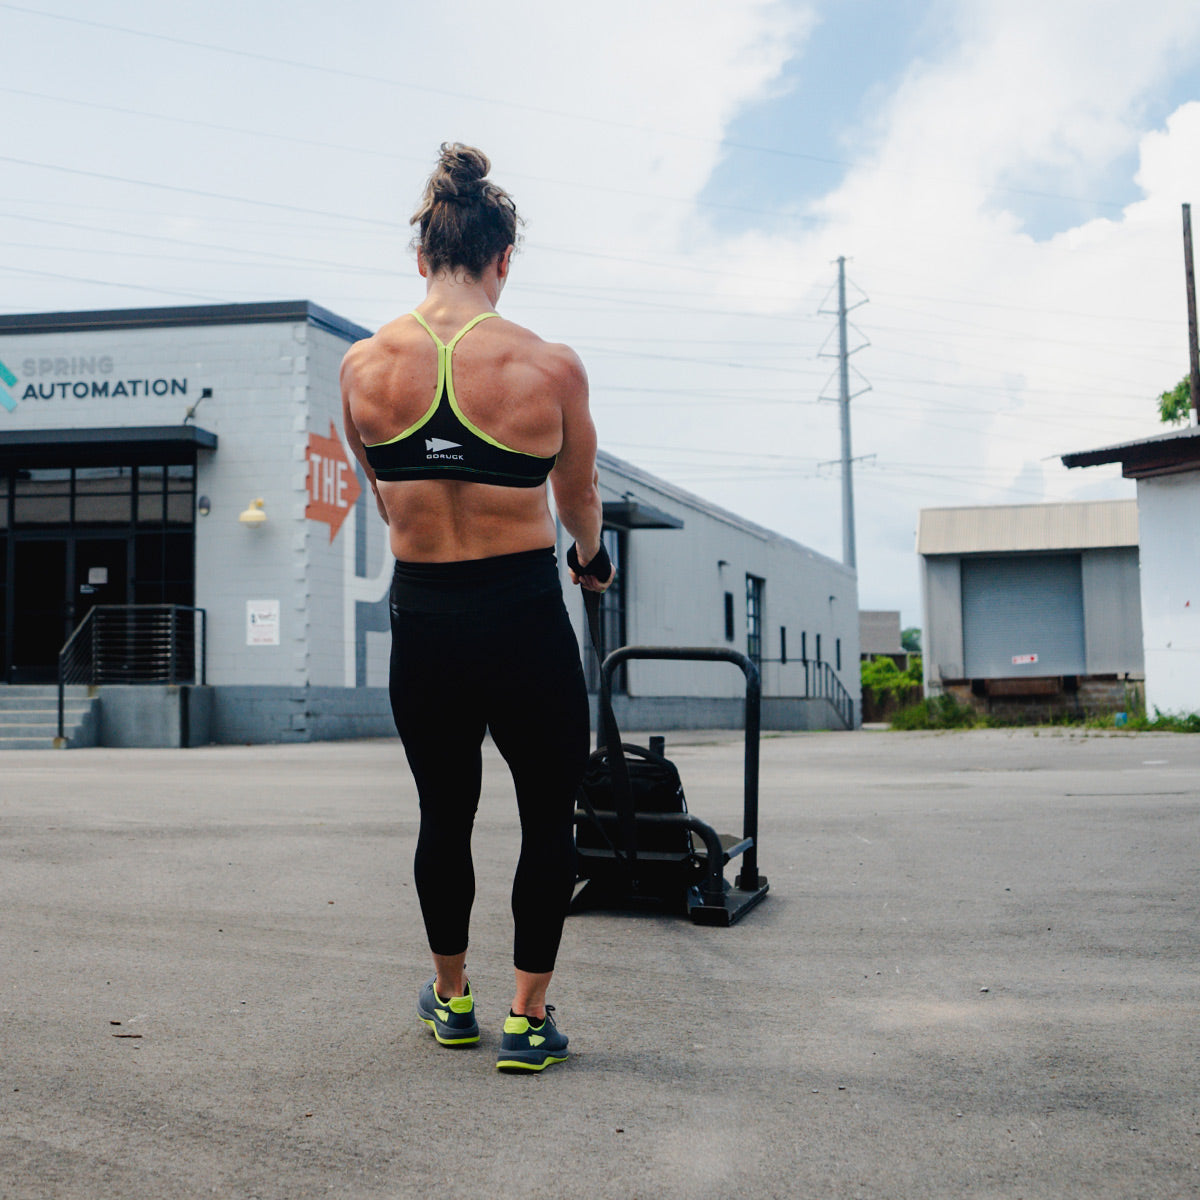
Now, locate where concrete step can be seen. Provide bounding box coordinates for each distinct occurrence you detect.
[0,720,83,736]
[0,690,91,708]
[0,687,99,749]
[0,700,91,710]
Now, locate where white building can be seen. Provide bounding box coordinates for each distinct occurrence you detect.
[918,500,1143,717]
[1063,426,1200,716]
[0,300,860,746]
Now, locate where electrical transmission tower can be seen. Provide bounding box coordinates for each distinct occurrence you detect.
[818,257,871,569]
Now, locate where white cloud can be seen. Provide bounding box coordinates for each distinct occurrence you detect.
[4,0,1200,626]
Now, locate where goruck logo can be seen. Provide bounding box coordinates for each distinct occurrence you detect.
[426,436,464,461]
[0,359,16,412]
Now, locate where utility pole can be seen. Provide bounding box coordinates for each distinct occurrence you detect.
[819,259,870,569]
[1183,204,1200,425]
[836,257,856,567]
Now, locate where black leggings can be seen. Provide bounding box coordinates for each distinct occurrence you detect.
[388,548,590,974]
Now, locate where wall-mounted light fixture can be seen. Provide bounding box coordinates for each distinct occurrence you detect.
[197,495,211,517]
[238,498,267,526]
[182,387,213,426]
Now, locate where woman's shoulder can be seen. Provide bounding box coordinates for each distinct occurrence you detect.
[488,317,586,388]
[340,315,423,378]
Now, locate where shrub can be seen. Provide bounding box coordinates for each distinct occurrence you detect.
[890,693,983,730]
[861,655,923,702]
[1090,709,1200,733]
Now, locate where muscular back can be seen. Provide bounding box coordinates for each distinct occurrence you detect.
[342,308,589,563]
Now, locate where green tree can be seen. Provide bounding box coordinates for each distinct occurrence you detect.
[1158,376,1193,425]
[901,626,921,653]
[861,654,923,702]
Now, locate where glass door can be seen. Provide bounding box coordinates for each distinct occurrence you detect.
[73,537,129,627]
[10,540,69,682]
[2,461,194,683]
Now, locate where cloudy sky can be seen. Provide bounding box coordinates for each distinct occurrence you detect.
[4,0,1200,627]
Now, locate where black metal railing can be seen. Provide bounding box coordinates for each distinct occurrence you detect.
[58,605,207,740]
[754,657,857,729]
[808,660,856,729]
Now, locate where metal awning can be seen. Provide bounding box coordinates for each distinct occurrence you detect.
[0,425,217,468]
[1061,425,1200,479]
[602,498,684,530]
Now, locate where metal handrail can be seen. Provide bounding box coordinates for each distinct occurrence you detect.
[754,656,857,728]
[57,605,207,741]
[815,661,856,729]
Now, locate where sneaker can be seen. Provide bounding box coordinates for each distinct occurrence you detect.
[417,977,480,1046]
[495,1006,570,1072]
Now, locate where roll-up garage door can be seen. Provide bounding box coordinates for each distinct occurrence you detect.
[961,554,1085,677]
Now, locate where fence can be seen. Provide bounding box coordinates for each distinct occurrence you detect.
[58,605,207,740]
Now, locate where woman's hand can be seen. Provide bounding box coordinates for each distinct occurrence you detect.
[567,542,616,593]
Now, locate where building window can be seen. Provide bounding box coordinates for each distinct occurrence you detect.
[780,626,787,664]
[836,637,842,671]
[801,631,807,662]
[816,633,822,665]
[745,574,764,669]
[1,460,196,683]
[724,591,735,641]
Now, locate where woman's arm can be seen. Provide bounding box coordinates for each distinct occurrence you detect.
[547,346,614,591]
[340,343,389,523]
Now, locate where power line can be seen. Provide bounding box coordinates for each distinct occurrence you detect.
[0,2,1141,215]
[0,153,395,227]
[0,85,827,229]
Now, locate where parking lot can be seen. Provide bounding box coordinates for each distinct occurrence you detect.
[2,727,1198,1199]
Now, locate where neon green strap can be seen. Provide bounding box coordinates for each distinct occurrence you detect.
[365,310,551,462]
[409,309,498,351]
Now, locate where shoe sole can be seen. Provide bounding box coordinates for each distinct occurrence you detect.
[495,1053,569,1072]
[418,1012,480,1046]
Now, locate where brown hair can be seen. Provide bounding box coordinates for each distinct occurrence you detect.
[410,143,520,279]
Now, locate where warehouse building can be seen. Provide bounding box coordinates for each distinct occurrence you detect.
[918,500,1143,720]
[1062,426,1200,716]
[0,300,859,747]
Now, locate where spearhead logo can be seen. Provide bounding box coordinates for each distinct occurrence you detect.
[425,436,464,461]
[0,359,16,412]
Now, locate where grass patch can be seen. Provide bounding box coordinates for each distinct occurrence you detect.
[890,694,986,730]
[887,698,1200,733]
[1082,709,1200,733]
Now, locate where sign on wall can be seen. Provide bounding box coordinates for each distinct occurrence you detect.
[306,422,362,542]
[247,600,281,646]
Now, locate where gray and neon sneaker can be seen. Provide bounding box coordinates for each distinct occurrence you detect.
[417,978,480,1046]
[495,1006,569,1072]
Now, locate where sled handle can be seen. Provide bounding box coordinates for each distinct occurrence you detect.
[600,646,762,890]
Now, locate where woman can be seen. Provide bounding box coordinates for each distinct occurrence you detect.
[341,143,613,1072]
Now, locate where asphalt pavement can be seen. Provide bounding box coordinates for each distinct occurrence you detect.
[2,727,1198,1199]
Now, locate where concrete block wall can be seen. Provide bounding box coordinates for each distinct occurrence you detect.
[98,685,213,748]
[303,325,354,686]
[187,323,312,687]
[586,455,860,717]
[207,686,393,744]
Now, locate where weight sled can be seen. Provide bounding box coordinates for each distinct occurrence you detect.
[572,645,769,927]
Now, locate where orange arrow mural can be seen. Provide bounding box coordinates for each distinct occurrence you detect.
[306,421,362,542]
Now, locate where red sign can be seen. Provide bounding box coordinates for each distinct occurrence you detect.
[306,422,362,542]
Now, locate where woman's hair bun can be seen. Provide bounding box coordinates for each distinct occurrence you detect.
[430,142,490,202]
[411,142,519,278]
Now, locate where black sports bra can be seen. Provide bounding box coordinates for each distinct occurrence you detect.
[363,311,556,488]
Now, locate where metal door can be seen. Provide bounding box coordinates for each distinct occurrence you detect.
[961,554,1085,677]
